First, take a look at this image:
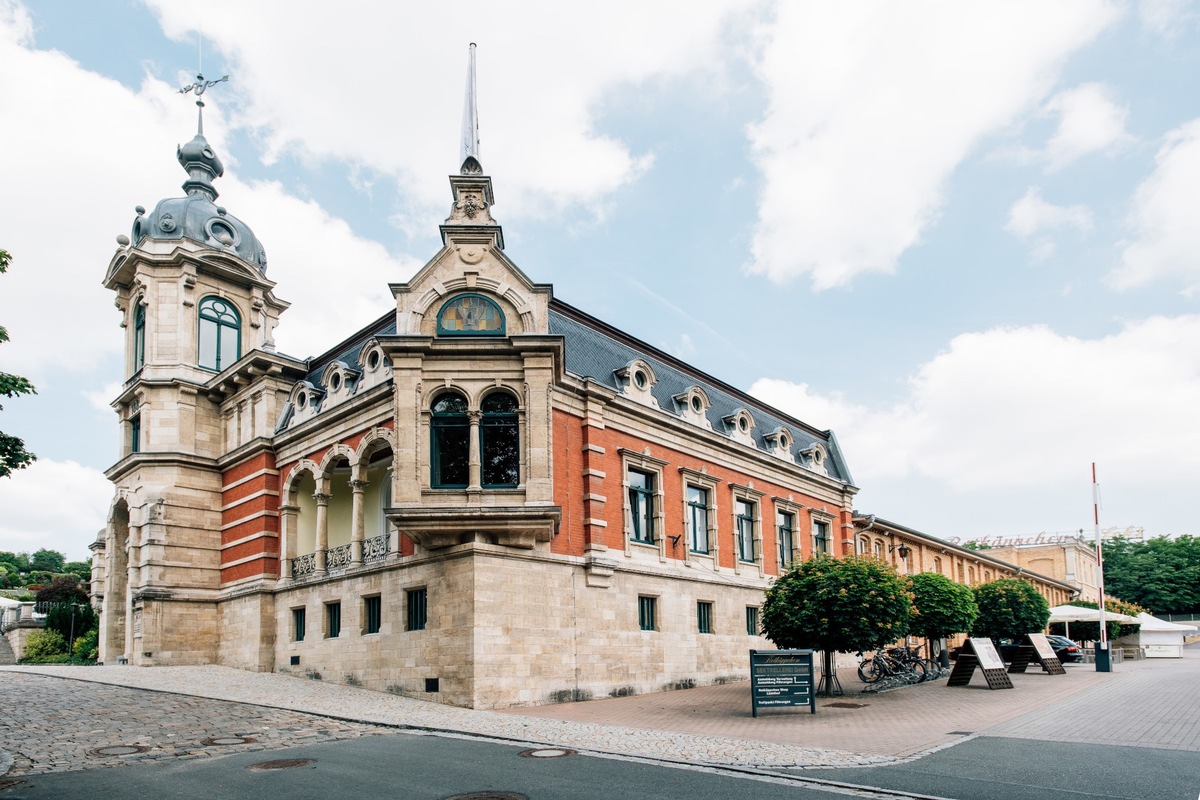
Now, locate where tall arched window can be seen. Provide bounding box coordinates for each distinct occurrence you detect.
[480,392,519,487]
[133,303,146,372]
[198,296,241,371]
[431,393,469,488]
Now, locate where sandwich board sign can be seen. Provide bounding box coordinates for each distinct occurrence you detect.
[947,638,1014,689]
[750,649,816,716]
[1007,633,1066,675]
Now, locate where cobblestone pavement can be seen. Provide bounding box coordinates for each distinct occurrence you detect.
[0,672,386,776]
[3,645,1196,778]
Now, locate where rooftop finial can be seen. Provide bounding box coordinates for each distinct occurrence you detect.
[459,43,482,175]
[175,41,229,200]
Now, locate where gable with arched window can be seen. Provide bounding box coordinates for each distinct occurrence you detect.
[198,296,241,371]
[436,293,505,336]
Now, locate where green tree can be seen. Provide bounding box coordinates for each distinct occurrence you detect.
[909,571,978,661]
[1103,535,1200,615]
[971,578,1051,642]
[30,548,65,574]
[0,248,37,478]
[35,575,87,605]
[762,556,913,695]
[63,561,92,582]
[962,540,992,551]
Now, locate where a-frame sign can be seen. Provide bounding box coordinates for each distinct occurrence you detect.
[947,638,1014,689]
[1005,633,1067,675]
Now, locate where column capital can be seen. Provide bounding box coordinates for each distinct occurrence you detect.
[349,479,369,492]
[313,492,332,505]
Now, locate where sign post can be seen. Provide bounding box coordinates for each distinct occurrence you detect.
[750,649,816,716]
[1007,633,1066,675]
[946,638,1014,689]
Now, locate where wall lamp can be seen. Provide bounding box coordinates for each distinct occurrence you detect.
[888,543,911,559]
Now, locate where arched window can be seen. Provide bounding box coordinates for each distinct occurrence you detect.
[198,296,241,371]
[133,303,146,372]
[436,293,505,336]
[480,392,519,487]
[431,393,469,488]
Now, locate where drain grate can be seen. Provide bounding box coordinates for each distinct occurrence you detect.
[246,758,316,771]
[827,702,868,709]
[201,736,257,746]
[445,794,528,800]
[89,745,151,757]
[518,748,577,759]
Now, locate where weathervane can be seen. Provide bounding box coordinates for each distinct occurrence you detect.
[177,30,228,134]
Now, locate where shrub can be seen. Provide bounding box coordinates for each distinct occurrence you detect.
[972,578,1050,642]
[23,629,67,661]
[73,627,99,661]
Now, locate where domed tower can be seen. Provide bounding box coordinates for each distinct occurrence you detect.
[97,76,301,667]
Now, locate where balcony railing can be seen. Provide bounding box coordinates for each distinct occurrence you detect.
[292,552,316,577]
[327,543,353,570]
[363,534,388,564]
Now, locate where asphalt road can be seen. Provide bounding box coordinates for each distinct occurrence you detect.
[6,727,1199,800]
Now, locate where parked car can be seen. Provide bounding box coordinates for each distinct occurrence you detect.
[949,635,1082,663]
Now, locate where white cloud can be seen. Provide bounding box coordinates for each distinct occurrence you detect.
[0,459,113,561]
[84,383,122,415]
[1114,119,1200,292]
[752,316,1200,534]
[1006,187,1093,241]
[144,0,745,230]
[744,1,1119,289]
[1139,0,1198,37]
[1042,82,1132,171]
[0,8,415,372]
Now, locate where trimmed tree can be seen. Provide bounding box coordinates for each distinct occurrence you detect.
[762,556,913,695]
[971,578,1050,643]
[909,571,978,662]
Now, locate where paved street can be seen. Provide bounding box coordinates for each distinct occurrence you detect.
[1,644,1197,798]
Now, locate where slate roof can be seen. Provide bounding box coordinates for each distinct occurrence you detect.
[549,301,854,485]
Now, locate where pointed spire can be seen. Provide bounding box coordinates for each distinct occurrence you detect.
[459,43,482,175]
[177,72,230,200]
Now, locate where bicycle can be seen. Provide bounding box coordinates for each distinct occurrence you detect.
[858,645,928,683]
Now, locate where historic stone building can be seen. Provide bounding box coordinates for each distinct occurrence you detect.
[91,63,861,708]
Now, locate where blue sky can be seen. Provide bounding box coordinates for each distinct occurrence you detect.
[2,1,1198,561]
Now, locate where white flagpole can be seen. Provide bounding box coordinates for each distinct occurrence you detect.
[1093,462,1111,672]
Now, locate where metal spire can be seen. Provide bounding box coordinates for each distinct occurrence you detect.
[459,43,482,175]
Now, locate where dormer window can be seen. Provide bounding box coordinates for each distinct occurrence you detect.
[673,386,712,430]
[801,443,829,475]
[764,427,794,460]
[614,359,659,408]
[722,409,755,446]
[436,293,505,336]
[198,296,240,371]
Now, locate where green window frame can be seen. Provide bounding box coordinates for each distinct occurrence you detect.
[326,601,341,638]
[480,392,519,487]
[436,293,506,336]
[197,296,241,372]
[628,468,655,544]
[686,485,709,554]
[406,587,427,632]
[638,595,656,631]
[812,519,830,556]
[130,414,141,454]
[293,607,306,643]
[746,606,759,636]
[430,393,469,488]
[777,510,795,569]
[697,601,713,634]
[736,499,756,563]
[364,595,382,634]
[133,303,146,372]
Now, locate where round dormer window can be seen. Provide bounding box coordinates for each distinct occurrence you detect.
[780,435,789,449]
[297,392,307,409]
[207,218,239,247]
[738,416,749,432]
[366,350,380,371]
[633,370,647,389]
[813,449,823,464]
[690,395,702,413]
[330,373,342,391]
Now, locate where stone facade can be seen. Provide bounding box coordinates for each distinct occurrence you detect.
[985,540,1101,602]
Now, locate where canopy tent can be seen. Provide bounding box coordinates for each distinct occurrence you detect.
[1047,605,1140,640]
[1116,612,1197,658]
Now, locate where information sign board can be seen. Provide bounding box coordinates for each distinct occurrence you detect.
[1027,633,1058,662]
[750,649,816,716]
[971,638,1005,670]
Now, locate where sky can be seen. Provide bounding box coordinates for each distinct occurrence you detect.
[1,0,1199,562]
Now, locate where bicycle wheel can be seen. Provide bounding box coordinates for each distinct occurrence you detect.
[907,658,927,682]
[858,658,884,683]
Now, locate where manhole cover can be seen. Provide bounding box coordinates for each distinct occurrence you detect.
[827,702,868,709]
[247,758,316,771]
[518,748,576,759]
[89,745,151,757]
[445,794,528,800]
[201,736,257,746]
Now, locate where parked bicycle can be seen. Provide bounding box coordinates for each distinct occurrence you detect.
[857,645,929,683]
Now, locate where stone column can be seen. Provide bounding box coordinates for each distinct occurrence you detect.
[313,492,331,575]
[467,409,482,490]
[349,479,368,565]
[279,504,299,580]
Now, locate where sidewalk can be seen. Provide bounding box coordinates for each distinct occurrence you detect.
[4,646,1196,773]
